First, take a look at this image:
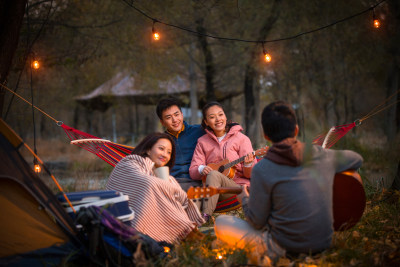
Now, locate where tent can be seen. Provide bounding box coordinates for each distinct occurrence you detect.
[0,119,87,266]
[0,119,167,266]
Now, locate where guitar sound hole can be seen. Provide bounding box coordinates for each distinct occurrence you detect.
[218,166,225,172]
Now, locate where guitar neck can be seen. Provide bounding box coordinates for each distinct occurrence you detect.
[217,187,243,194]
[224,151,255,169]
[187,186,246,199]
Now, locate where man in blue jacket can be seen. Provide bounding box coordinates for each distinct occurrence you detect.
[156,98,204,191]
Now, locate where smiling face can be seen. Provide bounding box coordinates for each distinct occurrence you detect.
[204,105,227,137]
[147,138,172,168]
[160,105,184,135]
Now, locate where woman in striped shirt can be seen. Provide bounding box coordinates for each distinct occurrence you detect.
[106,133,205,244]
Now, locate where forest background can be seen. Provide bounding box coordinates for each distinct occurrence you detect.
[0,0,399,187]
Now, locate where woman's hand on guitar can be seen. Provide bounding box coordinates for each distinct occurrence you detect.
[244,153,255,166]
[202,166,213,176]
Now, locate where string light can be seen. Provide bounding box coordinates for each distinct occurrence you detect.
[163,246,170,253]
[152,20,160,41]
[122,0,386,45]
[372,9,381,28]
[262,43,272,63]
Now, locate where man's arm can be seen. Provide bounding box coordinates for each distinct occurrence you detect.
[241,164,271,230]
[331,149,363,173]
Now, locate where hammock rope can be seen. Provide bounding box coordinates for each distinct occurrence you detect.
[1,83,60,124]
[312,88,400,148]
[359,88,400,122]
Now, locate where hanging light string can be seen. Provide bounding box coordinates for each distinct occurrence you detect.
[121,0,386,44]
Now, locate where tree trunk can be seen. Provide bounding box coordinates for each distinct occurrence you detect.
[385,61,399,141]
[385,0,400,141]
[391,161,400,191]
[243,0,282,144]
[189,43,199,124]
[0,0,27,117]
[195,17,216,102]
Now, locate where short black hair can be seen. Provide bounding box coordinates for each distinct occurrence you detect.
[131,132,176,168]
[261,101,297,143]
[156,97,182,120]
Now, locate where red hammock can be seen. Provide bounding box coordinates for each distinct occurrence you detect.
[61,124,134,167]
[312,122,357,148]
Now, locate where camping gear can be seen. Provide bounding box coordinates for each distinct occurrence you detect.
[74,205,170,266]
[0,119,87,266]
[58,190,135,224]
[0,119,168,266]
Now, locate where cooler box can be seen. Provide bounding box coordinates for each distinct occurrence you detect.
[57,190,134,224]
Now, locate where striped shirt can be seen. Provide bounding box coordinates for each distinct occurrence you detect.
[106,155,204,243]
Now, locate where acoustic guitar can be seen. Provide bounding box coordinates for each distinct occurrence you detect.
[188,170,366,231]
[204,146,269,179]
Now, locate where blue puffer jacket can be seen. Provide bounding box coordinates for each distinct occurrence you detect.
[166,121,205,179]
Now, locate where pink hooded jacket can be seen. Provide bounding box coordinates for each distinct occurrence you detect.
[189,124,254,186]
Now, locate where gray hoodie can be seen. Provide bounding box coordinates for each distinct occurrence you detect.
[242,139,363,254]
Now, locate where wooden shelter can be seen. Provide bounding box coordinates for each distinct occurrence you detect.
[76,72,192,112]
[75,72,197,142]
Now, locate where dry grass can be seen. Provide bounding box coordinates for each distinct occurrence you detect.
[159,189,400,267]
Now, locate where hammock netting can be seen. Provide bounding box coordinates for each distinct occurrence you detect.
[311,122,356,149]
[61,124,134,167]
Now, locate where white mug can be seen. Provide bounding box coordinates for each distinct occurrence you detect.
[154,166,169,180]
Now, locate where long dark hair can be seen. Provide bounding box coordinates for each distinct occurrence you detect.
[131,132,176,168]
[201,101,237,133]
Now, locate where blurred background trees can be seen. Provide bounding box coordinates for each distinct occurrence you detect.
[1,0,398,149]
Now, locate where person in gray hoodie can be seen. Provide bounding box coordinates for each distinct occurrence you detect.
[214,100,363,263]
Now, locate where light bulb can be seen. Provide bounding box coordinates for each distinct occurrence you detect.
[264,53,272,63]
[34,163,41,173]
[32,60,40,69]
[373,19,380,28]
[153,32,160,41]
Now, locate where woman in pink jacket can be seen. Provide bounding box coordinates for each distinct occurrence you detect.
[189,101,255,219]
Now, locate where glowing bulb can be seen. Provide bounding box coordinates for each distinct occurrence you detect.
[163,246,170,253]
[216,253,223,260]
[264,53,272,63]
[153,32,160,41]
[32,60,40,69]
[373,19,380,28]
[34,164,41,173]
